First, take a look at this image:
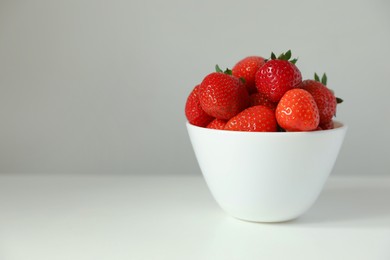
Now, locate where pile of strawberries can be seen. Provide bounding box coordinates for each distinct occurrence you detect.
[185,51,342,132]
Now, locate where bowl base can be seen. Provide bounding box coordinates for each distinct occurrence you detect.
[229,214,299,223]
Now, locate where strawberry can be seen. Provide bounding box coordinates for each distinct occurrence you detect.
[249,93,277,110]
[199,66,250,120]
[255,50,302,103]
[206,119,227,130]
[232,56,265,94]
[276,89,320,131]
[319,120,334,130]
[224,105,277,132]
[300,73,339,125]
[185,85,214,127]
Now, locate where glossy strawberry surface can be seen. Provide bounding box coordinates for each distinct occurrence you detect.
[206,119,227,130]
[249,93,277,110]
[199,72,250,120]
[224,105,277,132]
[185,85,214,127]
[300,80,337,125]
[276,89,319,131]
[232,56,265,94]
[255,59,302,103]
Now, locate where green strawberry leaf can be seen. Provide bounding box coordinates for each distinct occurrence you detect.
[224,68,233,75]
[215,64,233,75]
[321,73,327,85]
[336,97,343,104]
[269,50,297,63]
[239,77,246,84]
[314,73,328,85]
[284,50,292,60]
[314,73,320,82]
[277,50,292,60]
[215,64,223,73]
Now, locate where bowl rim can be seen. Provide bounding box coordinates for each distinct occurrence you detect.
[186,120,347,135]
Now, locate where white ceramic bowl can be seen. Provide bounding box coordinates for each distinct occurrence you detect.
[187,121,347,222]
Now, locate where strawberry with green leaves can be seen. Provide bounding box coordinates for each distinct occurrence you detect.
[224,105,277,132]
[185,85,214,127]
[232,56,265,94]
[255,50,302,103]
[300,73,342,125]
[276,89,320,131]
[199,66,250,120]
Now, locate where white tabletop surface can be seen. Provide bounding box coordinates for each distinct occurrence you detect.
[0,174,389,260]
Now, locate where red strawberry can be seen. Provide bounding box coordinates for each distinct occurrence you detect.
[232,56,265,94]
[276,89,320,131]
[255,50,302,103]
[300,73,338,125]
[249,93,277,110]
[206,119,227,130]
[319,120,334,130]
[224,105,277,132]
[199,66,250,120]
[185,85,214,127]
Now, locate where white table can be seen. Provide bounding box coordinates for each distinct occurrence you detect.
[0,174,389,260]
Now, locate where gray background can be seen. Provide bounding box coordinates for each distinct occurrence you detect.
[0,0,389,175]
